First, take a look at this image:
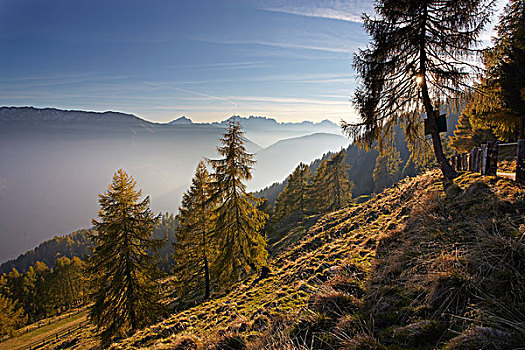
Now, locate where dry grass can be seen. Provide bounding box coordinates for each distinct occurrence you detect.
[106,171,444,349]
[46,170,523,350]
[0,310,89,350]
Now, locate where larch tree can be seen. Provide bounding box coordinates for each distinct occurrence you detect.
[88,169,165,345]
[343,0,494,180]
[308,159,329,213]
[0,295,26,337]
[33,261,51,319]
[272,162,312,223]
[373,146,402,192]
[450,102,495,152]
[470,0,525,139]
[173,161,216,300]
[284,162,312,216]
[208,120,268,286]
[310,151,353,213]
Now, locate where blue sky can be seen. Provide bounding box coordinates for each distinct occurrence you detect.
[0,0,504,123]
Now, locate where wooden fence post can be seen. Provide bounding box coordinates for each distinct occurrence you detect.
[517,139,525,184]
[469,149,474,171]
[488,141,499,175]
[474,147,481,173]
[481,144,488,175]
[462,153,468,171]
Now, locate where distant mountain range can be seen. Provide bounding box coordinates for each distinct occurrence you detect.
[0,107,347,262]
[166,115,342,147]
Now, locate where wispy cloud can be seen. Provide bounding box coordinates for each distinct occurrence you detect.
[0,73,127,83]
[170,61,267,70]
[225,95,347,106]
[144,82,238,115]
[149,73,354,86]
[262,0,373,23]
[192,38,353,54]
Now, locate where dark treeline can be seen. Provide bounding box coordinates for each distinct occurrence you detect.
[0,230,93,275]
[0,214,178,276]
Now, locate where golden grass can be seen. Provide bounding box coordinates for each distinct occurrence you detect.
[0,311,87,350]
[33,170,524,349]
[110,171,446,349]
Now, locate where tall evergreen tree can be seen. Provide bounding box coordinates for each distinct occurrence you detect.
[33,261,52,319]
[0,295,26,337]
[343,0,494,180]
[373,147,402,192]
[450,102,496,152]
[309,151,353,213]
[272,162,311,223]
[470,0,525,139]
[208,120,268,286]
[88,169,164,345]
[173,161,215,300]
[20,267,38,322]
[309,159,330,213]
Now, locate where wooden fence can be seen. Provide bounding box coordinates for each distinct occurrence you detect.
[450,139,525,183]
[20,321,85,350]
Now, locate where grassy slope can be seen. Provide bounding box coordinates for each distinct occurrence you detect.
[110,171,457,349]
[38,170,522,349]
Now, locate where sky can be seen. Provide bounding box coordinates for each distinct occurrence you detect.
[0,0,505,124]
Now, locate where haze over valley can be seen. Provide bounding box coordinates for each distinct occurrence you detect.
[0,107,349,262]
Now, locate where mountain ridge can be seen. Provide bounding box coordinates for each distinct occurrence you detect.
[0,106,151,125]
[0,106,339,129]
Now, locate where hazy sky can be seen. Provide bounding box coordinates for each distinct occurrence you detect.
[0,0,504,123]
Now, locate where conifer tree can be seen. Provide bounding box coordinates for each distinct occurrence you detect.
[283,162,311,216]
[20,267,37,322]
[5,269,22,305]
[470,0,525,139]
[208,120,268,286]
[50,257,85,310]
[0,295,26,337]
[309,151,353,213]
[343,0,494,180]
[308,159,329,213]
[450,103,496,152]
[88,169,165,345]
[272,162,311,223]
[373,147,402,192]
[173,161,215,300]
[33,261,51,319]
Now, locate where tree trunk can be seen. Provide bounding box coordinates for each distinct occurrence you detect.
[203,255,210,300]
[421,82,458,180]
[418,4,457,181]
